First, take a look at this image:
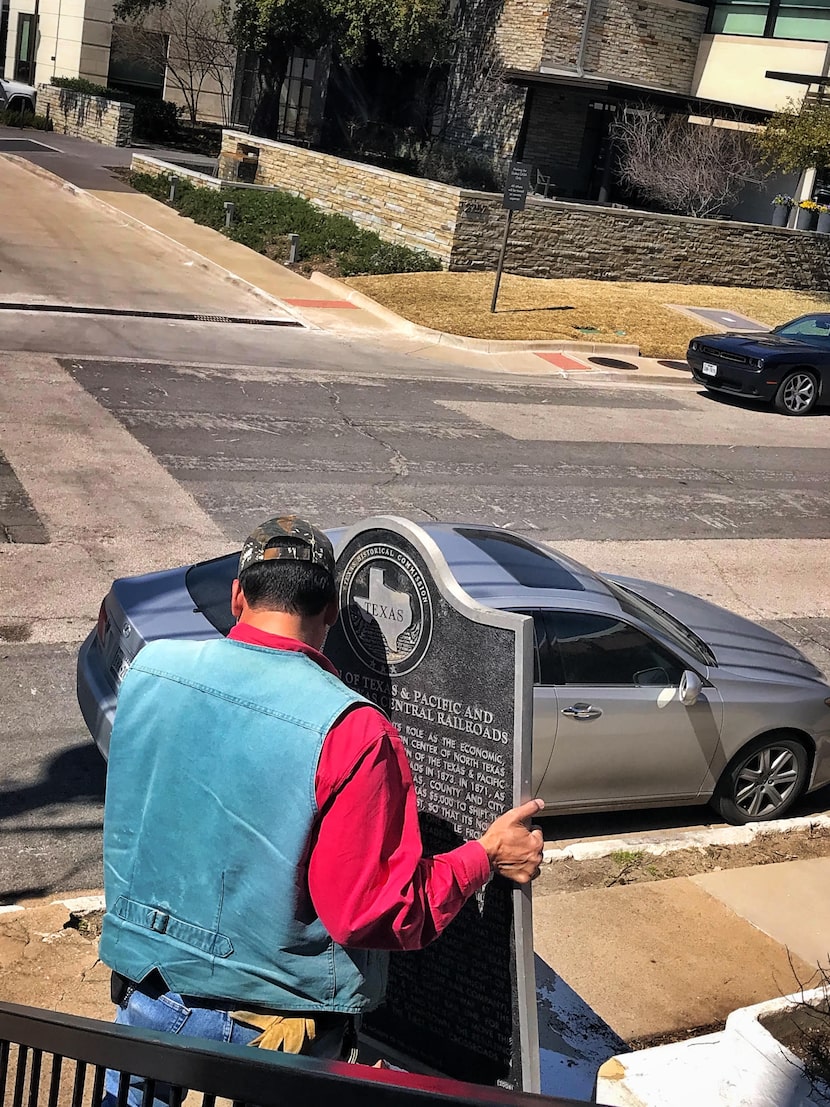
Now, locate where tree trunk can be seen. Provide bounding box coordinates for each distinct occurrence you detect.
[250,52,288,138]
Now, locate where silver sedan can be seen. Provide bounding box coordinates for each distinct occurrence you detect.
[77,523,830,825]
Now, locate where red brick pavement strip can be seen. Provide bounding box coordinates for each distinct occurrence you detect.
[534,352,594,371]
[282,298,359,309]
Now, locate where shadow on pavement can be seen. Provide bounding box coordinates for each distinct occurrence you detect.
[540,783,830,845]
[0,742,106,822]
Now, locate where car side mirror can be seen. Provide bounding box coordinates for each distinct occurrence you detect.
[679,670,703,706]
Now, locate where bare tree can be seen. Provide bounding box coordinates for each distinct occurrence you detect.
[613,105,766,218]
[115,0,237,124]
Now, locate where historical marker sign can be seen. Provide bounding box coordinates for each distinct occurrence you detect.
[491,161,533,313]
[325,517,539,1092]
[502,161,533,211]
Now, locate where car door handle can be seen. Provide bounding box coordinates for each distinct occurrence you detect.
[561,703,603,720]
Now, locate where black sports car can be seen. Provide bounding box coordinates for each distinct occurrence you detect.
[687,312,830,416]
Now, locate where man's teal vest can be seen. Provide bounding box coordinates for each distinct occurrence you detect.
[99,637,388,1013]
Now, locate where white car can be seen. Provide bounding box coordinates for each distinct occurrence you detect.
[0,78,36,113]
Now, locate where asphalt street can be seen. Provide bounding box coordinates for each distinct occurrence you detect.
[1,153,829,902]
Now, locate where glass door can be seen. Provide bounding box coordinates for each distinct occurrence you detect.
[14,12,35,82]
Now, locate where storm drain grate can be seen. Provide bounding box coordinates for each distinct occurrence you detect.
[588,356,639,371]
[0,302,301,326]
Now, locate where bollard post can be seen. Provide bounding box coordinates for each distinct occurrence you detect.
[223,201,235,228]
[168,176,179,203]
[287,233,299,264]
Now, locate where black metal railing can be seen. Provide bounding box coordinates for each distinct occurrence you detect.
[0,1001,589,1107]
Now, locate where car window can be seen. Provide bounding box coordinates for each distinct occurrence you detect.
[545,611,684,687]
[513,611,563,685]
[774,315,830,341]
[185,553,239,634]
[456,528,585,590]
[602,578,716,667]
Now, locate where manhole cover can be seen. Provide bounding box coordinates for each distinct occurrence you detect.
[588,357,639,370]
[0,138,60,152]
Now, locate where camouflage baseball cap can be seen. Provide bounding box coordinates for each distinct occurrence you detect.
[238,516,335,577]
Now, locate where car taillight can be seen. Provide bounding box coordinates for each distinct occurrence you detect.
[96,601,108,645]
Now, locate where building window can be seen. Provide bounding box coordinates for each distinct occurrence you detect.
[0,3,10,67]
[14,11,34,82]
[277,54,315,138]
[709,0,830,39]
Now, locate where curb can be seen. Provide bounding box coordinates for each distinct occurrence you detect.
[3,153,695,381]
[0,894,104,916]
[309,272,643,356]
[543,812,830,863]
[1,155,315,329]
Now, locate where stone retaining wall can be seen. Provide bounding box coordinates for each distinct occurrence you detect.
[450,196,830,290]
[37,86,134,148]
[218,132,462,263]
[131,154,223,189]
[209,133,830,289]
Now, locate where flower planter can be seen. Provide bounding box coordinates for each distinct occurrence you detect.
[772,205,791,228]
[817,211,830,234]
[596,989,830,1107]
[796,208,818,231]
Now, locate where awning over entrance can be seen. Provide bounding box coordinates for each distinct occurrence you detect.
[504,67,771,124]
[502,68,769,204]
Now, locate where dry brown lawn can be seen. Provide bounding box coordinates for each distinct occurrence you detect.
[344,272,830,357]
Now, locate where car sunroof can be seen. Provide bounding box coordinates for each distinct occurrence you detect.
[455,528,584,590]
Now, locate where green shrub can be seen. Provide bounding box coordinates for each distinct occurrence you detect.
[417,140,504,192]
[129,171,443,276]
[51,76,118,98]
[128,171,175,202]
[0,109,52,130]
[132,98,180,143]
[176,186,227,230]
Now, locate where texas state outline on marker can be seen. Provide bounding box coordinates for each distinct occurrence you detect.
[355,567,413,651]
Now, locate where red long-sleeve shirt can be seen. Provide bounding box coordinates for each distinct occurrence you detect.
[227,623,491,951]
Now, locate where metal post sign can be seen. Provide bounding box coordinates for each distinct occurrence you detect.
[502,161,532,211]
[491,162,533,313]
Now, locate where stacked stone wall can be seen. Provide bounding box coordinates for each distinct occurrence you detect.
[541,0,591,68]
[538,0,707,94]
[581,0,708,94]
[214,135,830,289]
[495,0,550,69]
[218,132,462,263]
[36,85,134,147]
[451,194,830,289]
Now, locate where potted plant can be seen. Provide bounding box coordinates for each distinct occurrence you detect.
[817,204,830,234]
[796,198,820,230]
[771,194,794,227]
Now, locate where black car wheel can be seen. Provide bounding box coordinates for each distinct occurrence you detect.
[774,370,818,416]
[711,733,810,825]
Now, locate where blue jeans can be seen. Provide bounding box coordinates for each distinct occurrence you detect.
[102,988,347,1107]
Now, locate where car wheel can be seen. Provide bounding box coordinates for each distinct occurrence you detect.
[773,370,818,416]
[711,734,810,825]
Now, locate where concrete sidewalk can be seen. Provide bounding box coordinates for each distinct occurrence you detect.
[534,858,828,1047]
[3,859,828,1062]
[0,129,694,384]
